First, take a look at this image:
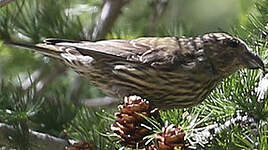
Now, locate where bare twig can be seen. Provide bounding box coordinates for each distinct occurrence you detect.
[21,66,46,90]
[34,64,66,93]
[0,122,69,150]
[92,0,132,40]
[83,96,119,107]
[147,0,169,34]
[69,76,84,105]
[0,0,15,7]
[188,111,261,149]
[21,63,66,94]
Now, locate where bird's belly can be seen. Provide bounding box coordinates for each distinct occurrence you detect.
[105,66,218,109]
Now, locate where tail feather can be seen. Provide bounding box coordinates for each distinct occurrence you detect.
[5,41,63,59]
[5,39,136,63]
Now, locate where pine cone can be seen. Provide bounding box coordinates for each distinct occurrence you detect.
[152,124,186,150]
[111,95,159,148]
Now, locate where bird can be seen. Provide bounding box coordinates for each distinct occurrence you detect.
[6,33,266,109]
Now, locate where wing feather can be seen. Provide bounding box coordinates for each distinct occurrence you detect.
[42,37,184,67]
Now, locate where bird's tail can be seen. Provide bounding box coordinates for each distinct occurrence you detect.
[4,41,63,59]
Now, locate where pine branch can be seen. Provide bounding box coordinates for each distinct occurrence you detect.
[34,65,66,93]
[83,96,119,107]
[188,110,261,149]
[91,0,132,40]
[21,64,66,93]
[0,122,70,150]
[0,0,15,7]
[69,76,84,105]
[147,0,169,34]
[21,67,45,90]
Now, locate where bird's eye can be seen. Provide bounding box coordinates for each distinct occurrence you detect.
[226,39,239,48]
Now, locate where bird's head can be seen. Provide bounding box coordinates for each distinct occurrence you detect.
[202,33,265,76]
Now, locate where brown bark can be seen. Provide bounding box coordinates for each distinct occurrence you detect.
[147,0,169,34]
[83,96,119,107]
[0,123,69,150]
[92,0,132,41]
[0,0,15,7]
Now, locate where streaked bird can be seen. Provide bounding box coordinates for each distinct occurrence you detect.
[6,33,266,109]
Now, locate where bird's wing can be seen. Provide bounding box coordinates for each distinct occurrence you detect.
[38,37,195,67]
